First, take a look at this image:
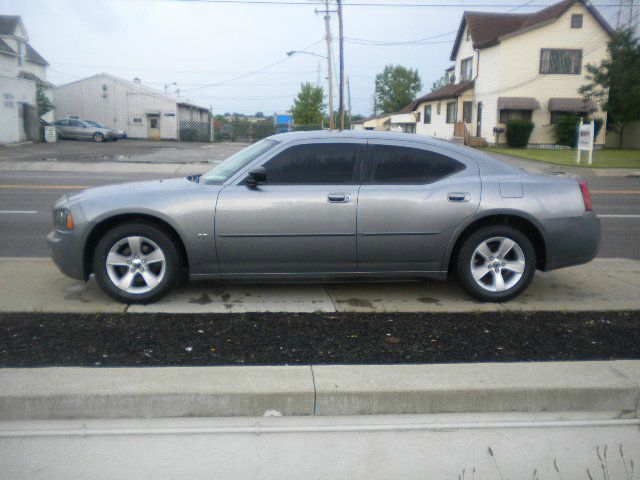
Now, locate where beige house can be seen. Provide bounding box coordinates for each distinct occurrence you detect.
[351,113,392,131]
[404,0,614,146]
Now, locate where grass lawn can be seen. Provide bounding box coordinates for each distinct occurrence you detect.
[484,147,640,168]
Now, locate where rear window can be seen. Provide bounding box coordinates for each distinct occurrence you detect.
[365,144,465,184]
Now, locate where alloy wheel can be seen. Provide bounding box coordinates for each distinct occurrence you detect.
[106,236,166,294]
[469,236,526,292]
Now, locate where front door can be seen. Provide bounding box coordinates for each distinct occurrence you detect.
[476,102,483,137]
[357,140,481,272]
[148,115,160,140]
[215,141,364,276]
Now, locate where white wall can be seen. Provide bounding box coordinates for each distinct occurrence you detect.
[54,74,180,139]
[414,100,456,139]
[454,24,478,83]
[473,44,502,142]
[0,75,36,143]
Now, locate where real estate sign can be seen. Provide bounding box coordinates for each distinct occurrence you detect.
[576,120,594,165]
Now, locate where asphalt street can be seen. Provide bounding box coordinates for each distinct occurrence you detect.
[0,164,639,259]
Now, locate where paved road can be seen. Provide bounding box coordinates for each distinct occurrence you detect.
[0,166,639,259]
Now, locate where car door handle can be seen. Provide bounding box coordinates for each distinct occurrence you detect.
[327,193,350,203]
[447,192,470,202]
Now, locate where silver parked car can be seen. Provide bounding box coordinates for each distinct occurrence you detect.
[48,131,599,304]
[53,118,114,142]
[84,120,127,141]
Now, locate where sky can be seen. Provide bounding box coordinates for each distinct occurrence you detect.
[1,0,627,116]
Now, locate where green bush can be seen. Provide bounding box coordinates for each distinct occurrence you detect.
[505,119,535,148]
[553,113,580,147]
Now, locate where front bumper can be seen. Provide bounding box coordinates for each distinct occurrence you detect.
[542,211,601,271]
[47,229,85,280]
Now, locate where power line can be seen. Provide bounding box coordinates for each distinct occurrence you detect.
[344,29,457,45]
[181,38,323,92]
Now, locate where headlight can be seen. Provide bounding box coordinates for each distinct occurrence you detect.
[53,208,74,230]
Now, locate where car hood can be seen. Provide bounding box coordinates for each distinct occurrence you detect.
[67,177,195,202]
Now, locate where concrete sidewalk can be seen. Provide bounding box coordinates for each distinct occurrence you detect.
[1,257,639,313]
[2,360,639,419]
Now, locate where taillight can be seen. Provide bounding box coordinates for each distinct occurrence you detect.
[578,179,592,211]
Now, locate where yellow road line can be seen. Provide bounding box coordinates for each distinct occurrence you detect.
[591,190,640,195]
[0,184,91,190]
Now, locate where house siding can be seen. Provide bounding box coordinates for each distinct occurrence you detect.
[455,24,478,83]
[415,99,453,138]
[497,3,610,145]
[473,44,502,142]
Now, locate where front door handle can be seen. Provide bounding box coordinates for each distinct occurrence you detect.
[447,192,470,202]
[327,193,350,203]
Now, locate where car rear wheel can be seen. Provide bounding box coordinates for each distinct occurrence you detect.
[93,222,180,304]
[93,132,105,142]
[455,225,536,302]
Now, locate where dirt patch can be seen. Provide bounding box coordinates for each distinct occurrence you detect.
[0,310,638,367]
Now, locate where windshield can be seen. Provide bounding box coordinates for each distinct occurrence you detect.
[202,139,279,184]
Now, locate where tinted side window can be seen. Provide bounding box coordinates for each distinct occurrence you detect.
[366,145,465,184]
[263,143,359,184]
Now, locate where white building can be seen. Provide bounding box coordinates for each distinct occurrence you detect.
[396,0,613,146]
[0,15,52,144]
[53,73,209,140]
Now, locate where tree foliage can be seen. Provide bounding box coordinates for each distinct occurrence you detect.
[579,29,640,135]
[374,64,422,114]
[36,85,54,117]
[291,82,325,126]
[431,73,449,92]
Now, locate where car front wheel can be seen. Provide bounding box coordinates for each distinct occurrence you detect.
[455,225,536,302]
[93,222,180,304]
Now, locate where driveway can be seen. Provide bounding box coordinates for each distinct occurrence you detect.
[0,139,247,164]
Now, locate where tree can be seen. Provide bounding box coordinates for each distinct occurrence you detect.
[36,85,54,117]
[579,29,640,144]
[374,65,422,114]
[431,73,449,92]
[291,82,325,126]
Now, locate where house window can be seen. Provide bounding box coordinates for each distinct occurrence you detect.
[424,105,432,124]
[132,117,143,124]
[460,57,473,81]
[17,42,23,65]
[446,102,457,124]
[540,49,582,74]
[462,101,472,123]
[571,14,583,28]
[550,111,587,124]
[499,109,533,123]
[415,112,421,123]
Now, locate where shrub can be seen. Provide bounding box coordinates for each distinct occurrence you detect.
[553,113,580,147]
[505,119,535,148]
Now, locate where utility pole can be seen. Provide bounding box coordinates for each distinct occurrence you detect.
[316,61,321,87]
[337,0,345,130]
[347,75,352,129]
[320,0,335,129]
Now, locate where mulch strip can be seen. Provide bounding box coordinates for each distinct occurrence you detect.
[0,310,639,367]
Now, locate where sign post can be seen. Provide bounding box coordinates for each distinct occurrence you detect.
[576,119,594,166]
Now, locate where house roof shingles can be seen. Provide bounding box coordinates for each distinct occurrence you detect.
[413,81,474,105]
[0,15,20,35]
[450,0,614,60]
[0,38,15,56]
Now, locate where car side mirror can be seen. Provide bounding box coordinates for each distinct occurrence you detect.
[246,166,267,187]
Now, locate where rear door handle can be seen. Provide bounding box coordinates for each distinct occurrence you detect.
[327,193,350,203]
[447,192,470,202]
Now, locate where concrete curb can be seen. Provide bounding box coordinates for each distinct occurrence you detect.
[1,361,639,420]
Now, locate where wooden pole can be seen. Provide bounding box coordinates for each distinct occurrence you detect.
[337,0,345,130]
[323,1,335,130]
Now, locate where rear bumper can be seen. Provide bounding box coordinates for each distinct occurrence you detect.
[47,229,85,280]
[542,211,601,271]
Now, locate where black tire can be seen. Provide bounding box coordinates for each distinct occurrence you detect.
[93,222,180,304]
[455,225,536,302]
[93,132,105,142]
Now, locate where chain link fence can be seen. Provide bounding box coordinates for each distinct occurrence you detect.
[179,120,325,143]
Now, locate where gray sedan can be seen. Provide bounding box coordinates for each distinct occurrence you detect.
[47,131,600,304]
[53,118,114,142]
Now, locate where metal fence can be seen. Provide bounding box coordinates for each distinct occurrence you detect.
[179,120,325,143]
